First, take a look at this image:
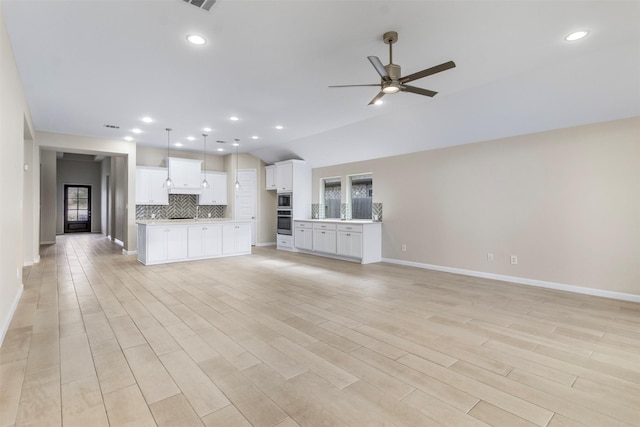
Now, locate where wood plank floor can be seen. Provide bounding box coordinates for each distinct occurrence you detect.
[1,234,639,427]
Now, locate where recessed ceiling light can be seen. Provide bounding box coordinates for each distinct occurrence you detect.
[217,148,224,152]
[229,116,239,121]
[565,30,589,41]
[275,125,284,130]
[124,136,134,141]
[374,100,383,105]
[251,135,259,140]
[203,127,212,132]
[175,142,183,147]
[187,136,195,141]
[142,116,153,123]
[132,128,142,134]
[233,142,239,147]
[186,34,206,45]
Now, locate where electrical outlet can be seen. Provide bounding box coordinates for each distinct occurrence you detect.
[151,213,156,219]
[401,244,407,252]
[510,255,518,265]
[487,253,494,262]
[208,212,212,218]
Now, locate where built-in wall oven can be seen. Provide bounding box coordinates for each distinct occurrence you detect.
[277,192,292,209]
[277,209,293,235]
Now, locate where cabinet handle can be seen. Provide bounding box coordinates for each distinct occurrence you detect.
[346,233,350,236]
[321,231,325,234]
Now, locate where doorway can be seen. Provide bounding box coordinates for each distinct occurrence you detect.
[64,185,91,233]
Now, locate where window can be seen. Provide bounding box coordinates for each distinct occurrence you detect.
[321,177,341,219]
[349,173,373,219]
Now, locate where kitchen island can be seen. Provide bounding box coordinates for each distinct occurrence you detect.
[136,218,251,265]
[294,219,382,264]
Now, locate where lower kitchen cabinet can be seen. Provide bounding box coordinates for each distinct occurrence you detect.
[337,230,362,258]
[222,223,251,255]
[137,220,251,265]
[146,226,188,264]
[188,224,222,258]
[293,220,382,264]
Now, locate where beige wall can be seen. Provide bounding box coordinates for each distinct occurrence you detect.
[312,117,640,296]
[0,8,36,343]
[136,145,224,171]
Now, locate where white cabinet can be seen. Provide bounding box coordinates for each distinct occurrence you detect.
[198,172,227,205]
[136,167,169,205]
[167,157,202,194]
[265,165,277,191]
[275,161,293,193]
[293,220,381,264]
[188,225,222,258]
[294,222,313,251]
[312,223,337,254]
[146,226,188,263]
[337,230,362,258]
[222,223,251,255]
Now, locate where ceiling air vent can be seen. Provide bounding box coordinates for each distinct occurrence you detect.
[182,0,216,12]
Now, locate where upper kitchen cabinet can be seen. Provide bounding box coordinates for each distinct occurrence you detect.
[136,166,169,205]
[275,160,310,194]
[167,157,202,194]
[198,171,228,205]
[265,165,277,191]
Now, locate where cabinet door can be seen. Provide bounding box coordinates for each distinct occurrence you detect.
[166,226,188,261]
[135,168,150,205]
[203,225,222,256]
[222,224,236,255]
[210,173,228,205]
[276,162,293,192]
[265,165,276,190]
[169,158,202,189]
[149,169,169,205]
[187,226,204,258]
[147,228,168,263]
[236,224,251,253]
[295,227,312,250]
[337,231,362,258]
[313,229,336,253]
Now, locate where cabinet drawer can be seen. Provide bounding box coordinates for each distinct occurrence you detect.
[277,234,293,248]
[313,222,337,231]
[295,221,313,229]
[337,224,363,233]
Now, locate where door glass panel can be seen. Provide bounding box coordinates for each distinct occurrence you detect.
[68,211,78,221]
[78,198,88,209]
[68,198,78,209]
[78,210,89,220]
[68,187,78,198]
[77,187,88,198]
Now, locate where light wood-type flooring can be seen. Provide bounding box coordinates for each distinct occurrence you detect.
[1,234,639,426]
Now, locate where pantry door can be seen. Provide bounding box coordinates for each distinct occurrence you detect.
[234,169,256,245]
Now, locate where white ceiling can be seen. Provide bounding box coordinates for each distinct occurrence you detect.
[3,0,639,168]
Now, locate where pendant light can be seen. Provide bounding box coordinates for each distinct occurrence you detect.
[234,139,240,190]
[164,128,174,189]
[201,133,209,189]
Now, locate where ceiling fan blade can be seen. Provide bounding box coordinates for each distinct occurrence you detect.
[367,56,390,80]
[400,60,456,84]
[368,91,385,105]
[402,85,438,97]
[329,84,380,88]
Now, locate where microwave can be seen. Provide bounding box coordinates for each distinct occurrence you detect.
[277,192,292,209]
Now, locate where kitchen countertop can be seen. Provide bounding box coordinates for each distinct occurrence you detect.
[137,218,252,225]
[295,219,381,224]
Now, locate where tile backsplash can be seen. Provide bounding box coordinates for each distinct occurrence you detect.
[136,194,225,220]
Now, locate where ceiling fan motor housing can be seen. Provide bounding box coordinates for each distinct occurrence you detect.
[384,63,401,80]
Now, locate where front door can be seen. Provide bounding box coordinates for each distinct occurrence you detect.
[64,185,91,233]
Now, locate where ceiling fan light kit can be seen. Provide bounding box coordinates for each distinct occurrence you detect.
[330,30,456,105]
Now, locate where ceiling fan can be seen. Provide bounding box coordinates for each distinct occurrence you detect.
[329,31,456,105]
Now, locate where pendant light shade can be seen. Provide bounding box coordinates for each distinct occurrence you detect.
[201,133,209,189]
[234,139,241,190]
[164,128,174,189]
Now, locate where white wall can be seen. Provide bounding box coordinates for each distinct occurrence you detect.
[22,136,39,265]
[56,158,103,234]
[312,117,640,298]
[0,8,35,345]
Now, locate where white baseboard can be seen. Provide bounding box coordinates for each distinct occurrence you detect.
[23,261,33,267]
[114,238,124,247]
[382,257,640,303]
[122,249,137,256]
[0,283,24,348]
[34,255,40,264]
[40,241,55,245]
[255,242,276,247]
